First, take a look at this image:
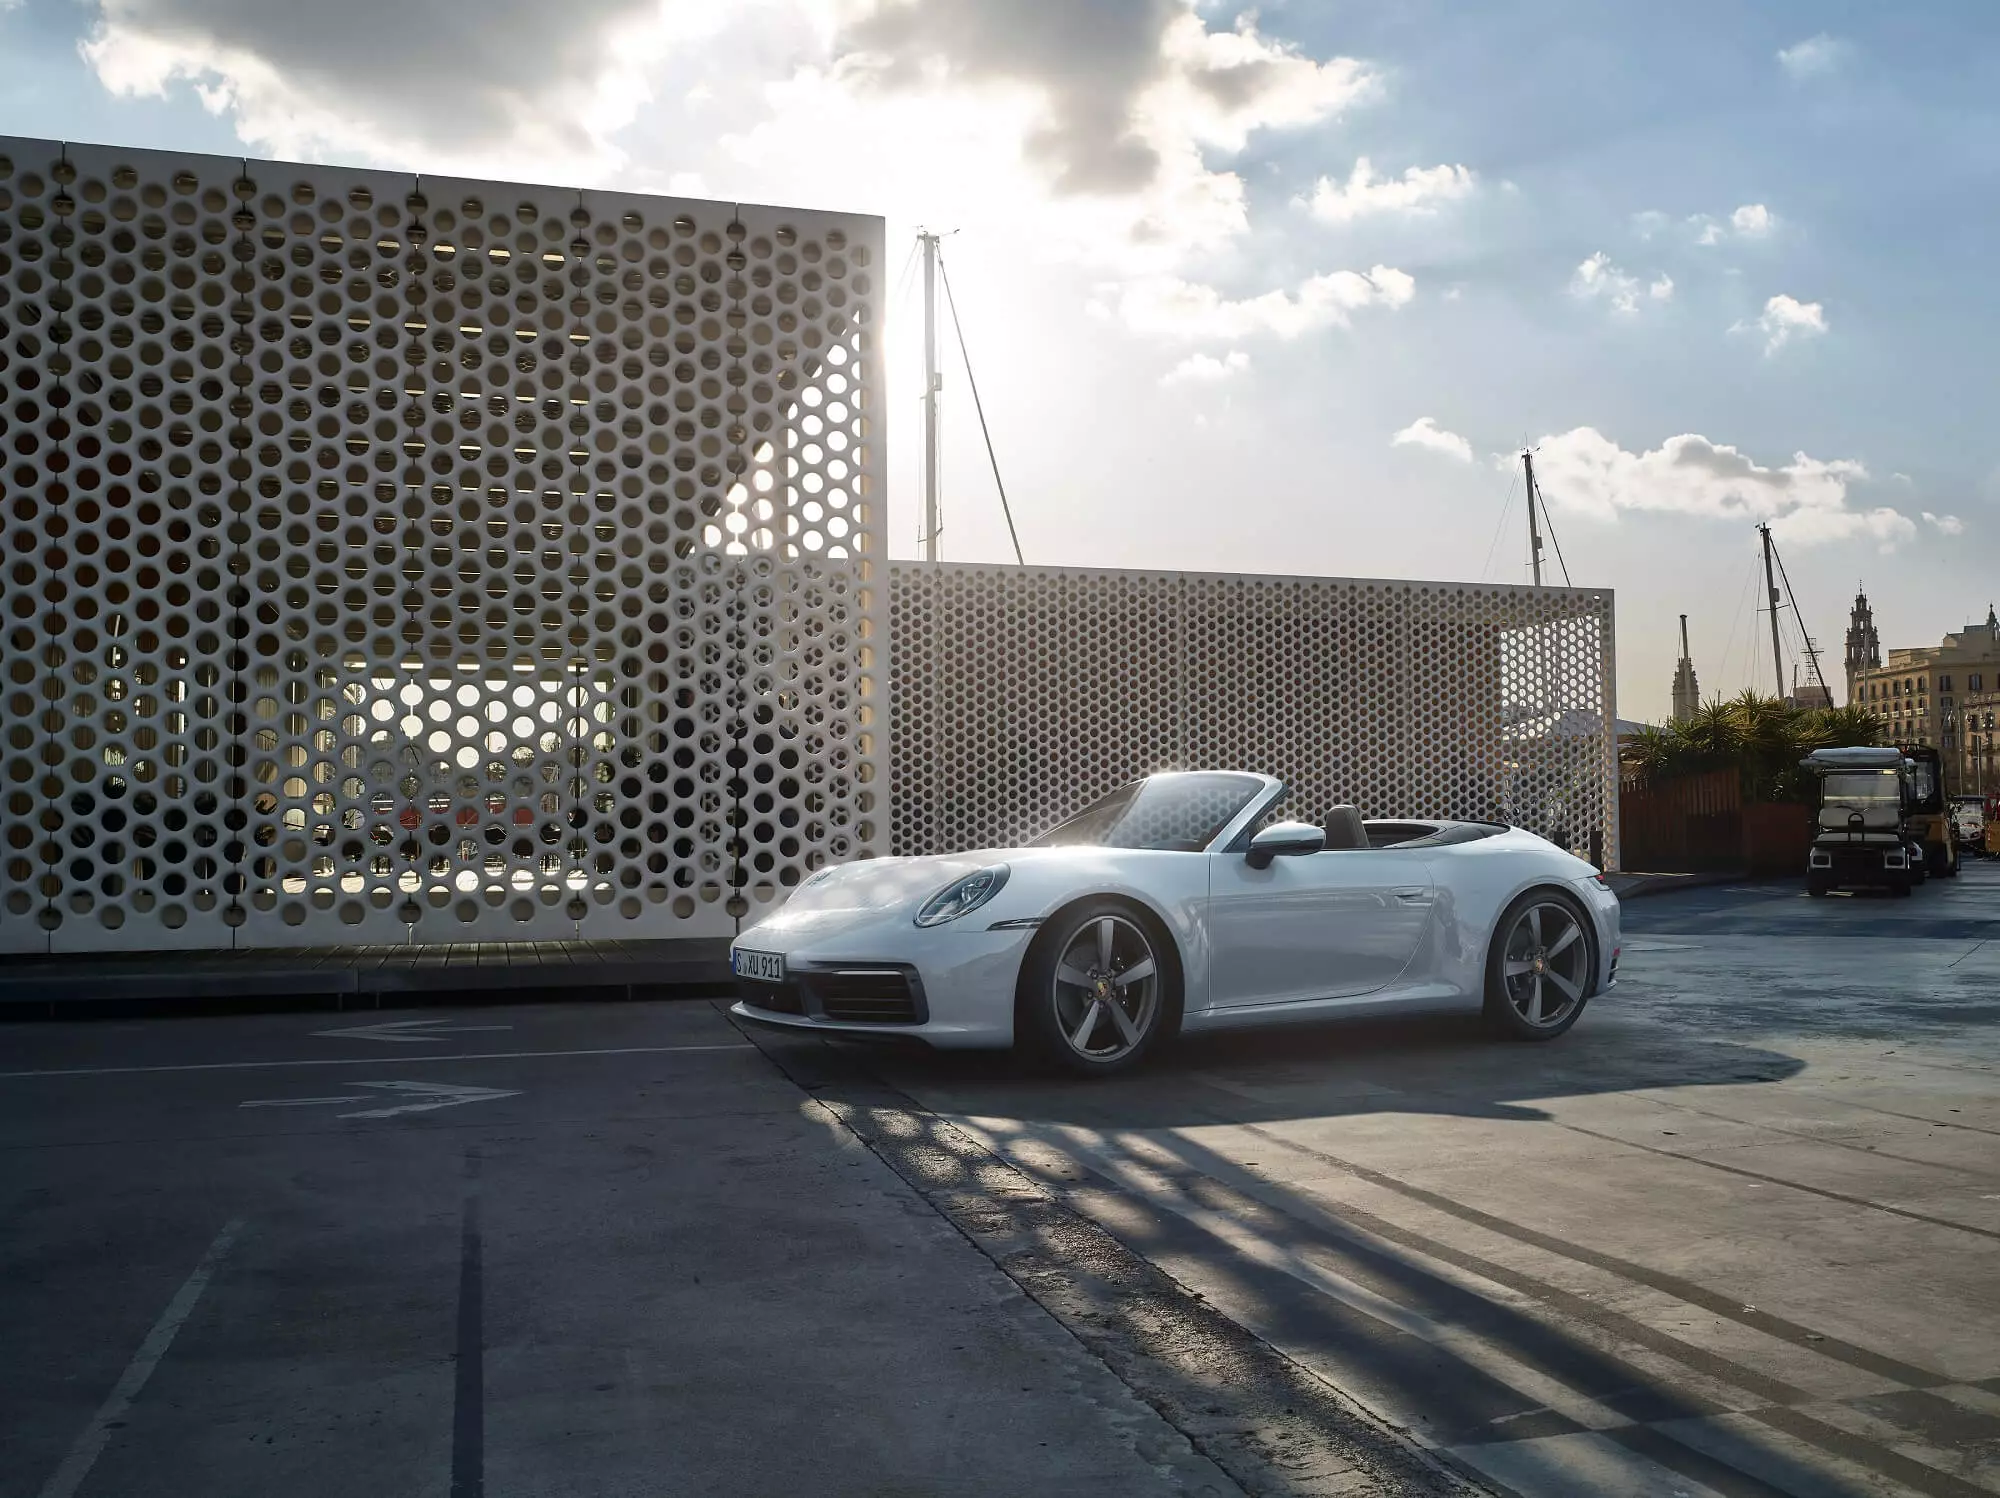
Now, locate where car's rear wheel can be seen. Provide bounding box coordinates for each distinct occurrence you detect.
[1484,890,1594,1041]
[1018,902,1173,1076]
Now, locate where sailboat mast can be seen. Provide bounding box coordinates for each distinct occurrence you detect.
[1758,523,1786,699]
[920,230,940,563]
[1522,451,1544,587]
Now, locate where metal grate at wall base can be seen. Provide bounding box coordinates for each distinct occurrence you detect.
[0,937,732,1018]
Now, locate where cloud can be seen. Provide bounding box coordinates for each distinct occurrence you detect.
[1778,33,1851,79]
[1731,203,1775,237]
[80,0,730,178]
[1692,202,1777,246]
[1735,293,1828,354]
[1569,252,1674,315]
[772,0,1384,266]
[1923,512,1965,536]
[1297,156,1476,223]
[1630,209,1669,239]
[79,0,1380,273]
[838,1,1375,193]
[1116,264,1414,340]
[1160,350,1249,385]
[1391,417,1472,462]
[1529,428,1913,547]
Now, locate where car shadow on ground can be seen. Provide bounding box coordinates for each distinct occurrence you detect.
[852,1007,1805,1131]
[770,1022,1884,1498]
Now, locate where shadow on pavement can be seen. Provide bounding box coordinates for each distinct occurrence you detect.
[769,1019,1926,1498]
[861,1008,1805,1131]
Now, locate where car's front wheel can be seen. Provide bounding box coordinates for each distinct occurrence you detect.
[1484,890,1594,1041]
[1018,902,1174,1076]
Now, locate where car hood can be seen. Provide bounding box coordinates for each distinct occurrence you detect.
[747,850,1015,931]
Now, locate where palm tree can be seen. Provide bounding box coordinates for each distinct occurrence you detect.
[1620,724,1676,784]
[1817,703,1883,747]
[1676,699,1743,767]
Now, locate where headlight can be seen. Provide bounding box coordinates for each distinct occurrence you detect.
[914,865,1010,927]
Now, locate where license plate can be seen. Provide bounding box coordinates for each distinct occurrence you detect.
[732,948,785,983]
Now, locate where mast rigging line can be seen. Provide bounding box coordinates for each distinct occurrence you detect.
[1717,551,1759,696]
[1766,525,1833,704]
[935,247,1026,566]
[1537,484,1574,588]
[1478,468,1520,582]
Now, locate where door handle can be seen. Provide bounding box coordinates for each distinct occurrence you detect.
[1392,887,1432,901]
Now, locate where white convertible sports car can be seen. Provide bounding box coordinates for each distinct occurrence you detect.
[729,771,1621,1075]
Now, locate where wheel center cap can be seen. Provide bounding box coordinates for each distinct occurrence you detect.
[1094,977,1113,999]
[1532,955,1547,974]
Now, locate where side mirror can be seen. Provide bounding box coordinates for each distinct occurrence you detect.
[1246,820,1326,869]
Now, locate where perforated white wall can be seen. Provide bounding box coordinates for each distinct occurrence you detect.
[888,564,1618,868]
[0,138,884,951]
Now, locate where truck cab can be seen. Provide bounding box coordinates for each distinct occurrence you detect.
[1894,744,1958,879]
[1803,746,1915,897]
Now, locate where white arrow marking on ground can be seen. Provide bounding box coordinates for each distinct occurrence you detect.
[240,1081,521,1119]
[310,1018,515,1044]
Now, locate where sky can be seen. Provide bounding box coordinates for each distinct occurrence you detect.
[3,0,1996,722]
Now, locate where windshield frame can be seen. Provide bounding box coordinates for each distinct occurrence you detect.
[1027,772,1282,853]
[1819,770,1901,805]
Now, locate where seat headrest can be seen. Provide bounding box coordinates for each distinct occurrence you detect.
[1323,805,1366,850]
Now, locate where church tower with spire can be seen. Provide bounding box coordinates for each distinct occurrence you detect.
[1844,586,1880,705]
[1670,614,1700,723]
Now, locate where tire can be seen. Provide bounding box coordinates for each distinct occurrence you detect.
[1016,901,1177,1077]
[1891,880,1913,898]
[1483,889,1595,1042]
[1806,879,1829,898]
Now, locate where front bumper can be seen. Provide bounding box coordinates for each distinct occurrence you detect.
[1808,840,1909,885]
[727,909,1033,1049]
[1573,874,1622,994]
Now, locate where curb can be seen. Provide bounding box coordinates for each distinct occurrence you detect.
[1606,869,1758,901]
[0,941,732,1021]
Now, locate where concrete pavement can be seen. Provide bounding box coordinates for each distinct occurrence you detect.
[0,1002,1260,1498]
[840,860,2000,1497]
[5,864,1996,1498]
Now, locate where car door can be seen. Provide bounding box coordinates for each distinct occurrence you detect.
[1203,848,1435,1008]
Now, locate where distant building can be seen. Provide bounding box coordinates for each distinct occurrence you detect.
[1848,602,2000,793]
[1844,587,1881,702]
[1669,614,1700,723]
[1790,680,1832,711]
[1960,688,2000,796]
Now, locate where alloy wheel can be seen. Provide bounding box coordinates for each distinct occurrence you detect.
[1051,914,1160,1063]
[1500,900,1590,1029]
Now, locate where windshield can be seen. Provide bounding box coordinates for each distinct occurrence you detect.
[1821,772,1899,804]
[1028,773,1266,852]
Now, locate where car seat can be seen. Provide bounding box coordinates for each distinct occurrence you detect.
[1322,805,1367,850]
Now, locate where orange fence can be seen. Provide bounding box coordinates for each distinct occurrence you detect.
[1619,769,1740,871]
[1619,768,1811,874]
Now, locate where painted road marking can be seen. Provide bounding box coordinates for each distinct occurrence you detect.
[241,1081,520,1118]
[0,1043,754,1081]
[35,1218,245,1498]
[312,1018,515,1044]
